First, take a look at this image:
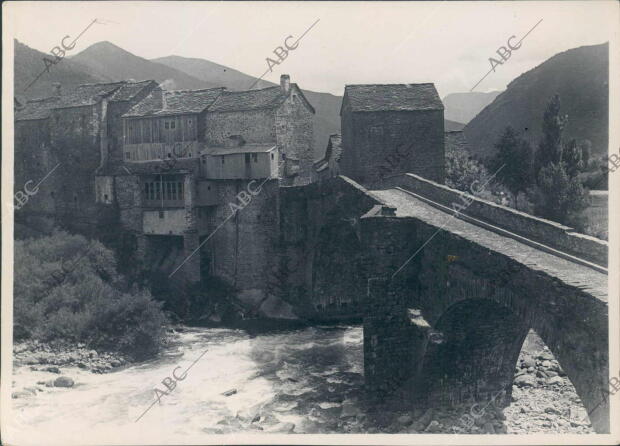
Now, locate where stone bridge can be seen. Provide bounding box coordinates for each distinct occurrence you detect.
[280,173,609,433]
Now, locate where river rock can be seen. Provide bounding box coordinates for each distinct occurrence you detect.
[266,422,295,433]
[258,296,298,320]
[417,408,434,428]
[514,374,536,388]
[521,356,536,368]
[12,390,34,399]
[54,376,74,387]
[46,366,61,374]
[482,421,496,434]
[397,414,413,426]
[222,388,237,397]
[547,376,564,386]
[424,420,442,433]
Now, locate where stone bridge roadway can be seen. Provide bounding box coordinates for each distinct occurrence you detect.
[279,174,609,432]
[362,184,609,433]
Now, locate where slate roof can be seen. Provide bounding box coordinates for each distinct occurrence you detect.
[343,83,443,113]
[202,144,277,156]
[15,96,60,121]
[123,87,225,118]
[16,80,156,120]
[208,87,285,113]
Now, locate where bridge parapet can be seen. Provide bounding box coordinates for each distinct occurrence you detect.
[378,173,607,267]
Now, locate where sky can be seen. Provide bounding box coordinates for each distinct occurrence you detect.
[5,1,619,97]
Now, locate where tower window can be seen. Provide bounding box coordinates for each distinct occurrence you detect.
[159,211,164,219]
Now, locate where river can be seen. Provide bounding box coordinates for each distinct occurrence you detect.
[8,325,592,444]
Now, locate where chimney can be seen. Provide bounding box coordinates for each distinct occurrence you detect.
[280,74,290,94]
[52,82,61,97]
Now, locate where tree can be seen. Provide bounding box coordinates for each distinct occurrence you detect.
[530,162,589,229]
[563,139,584,177]
[579,139,592,168]
[490,126,534,205]
[535,94,567,171]
[528,95,590,229]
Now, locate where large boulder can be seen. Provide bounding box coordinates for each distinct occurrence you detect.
[514,374,536,388]
[53,376,75,388]
[258,296,298,320]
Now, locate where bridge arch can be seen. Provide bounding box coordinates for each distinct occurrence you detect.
[416,298,529,407]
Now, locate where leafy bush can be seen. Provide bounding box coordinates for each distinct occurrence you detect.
[445,141,490,192]
[14,231,168,359]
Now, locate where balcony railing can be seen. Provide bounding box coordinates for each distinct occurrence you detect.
[124,141,201,162]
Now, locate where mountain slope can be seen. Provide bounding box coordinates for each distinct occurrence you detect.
[153,55,276,91]
[444,119,465,132]
[442,91,502,124]
[71,41,218,90]
[14,40,108,99]
[154,54,342,157]
[464,43,608,159]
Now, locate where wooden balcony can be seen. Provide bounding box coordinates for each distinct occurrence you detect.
[124,141,202,162]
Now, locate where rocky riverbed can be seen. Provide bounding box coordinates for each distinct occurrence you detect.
[9,327,593,441]
[11,339,130,399]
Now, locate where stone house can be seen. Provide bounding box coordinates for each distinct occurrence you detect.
[14,80,158,233]
[94,75,315,306]
[339,83,445,186]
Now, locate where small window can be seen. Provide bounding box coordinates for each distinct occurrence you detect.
[188,119,193,127]
[50,191,55,198]
[188,152,192,158]
[271,153,274,160]
[252,153,258,162]
[125,152,131,160]
[168,153,172,158]
[281,153,286,160]
[202,157,206,164]
[165,122,169,129]
[170,121,176,129]
[159,211,164,219]
[104,194,108,201]
[207,185,211,191]
[221,157,225,165]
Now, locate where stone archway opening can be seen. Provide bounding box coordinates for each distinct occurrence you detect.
[416,299,529,411]
[504,329,594,434]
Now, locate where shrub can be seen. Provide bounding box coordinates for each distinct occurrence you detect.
[14,231,168,359]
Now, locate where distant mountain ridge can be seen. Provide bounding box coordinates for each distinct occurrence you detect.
[71,41,218,91]
[442,91,502,124]
[14,40,108,100]
[464,43,608,159]
[16,39,607,164]
[153,54,342,157]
